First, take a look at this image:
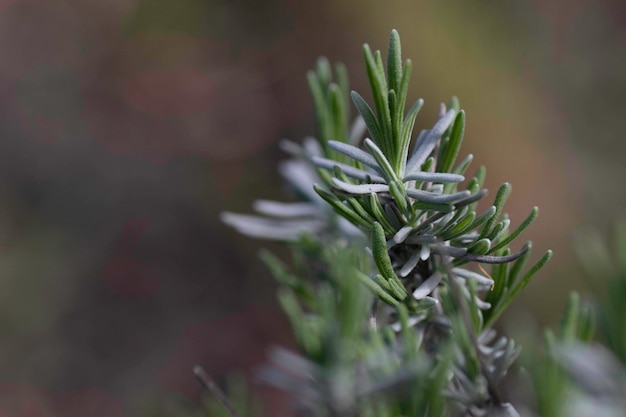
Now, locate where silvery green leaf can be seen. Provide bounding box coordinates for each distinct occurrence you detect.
[420,244,431,261]
[428,183,444,194]
[432,245,468,257]
[430,211,456,235]
[451,267,494,287]
[349,116,367,145]
[485,403,521,417]
[392,225,414,245]
[415,296,439,311]
[327,140,380,170]
[404,234,437,245]
[413,211,448,233]
[400,251,421,277]
[253,200,321,218]
[312,156,385,183]
[478,337,507,356]
[490,341,520,382]
[331,178,390,195]
[364,138,400,182]
[303,136,324,157]
[398,98,424,175]
[279,136,324,159]
[279,160,321,203]
[460,244,529,264]
[402,171,465,183]
[411,129,428,155]
[406,188,470,204]
[405,109,456,175]
[221,212,324,241]
[413,272,442,299]
[384,203,402,230]
[455,188,488,208]
[474,296,492,310]
[478,329,498,345]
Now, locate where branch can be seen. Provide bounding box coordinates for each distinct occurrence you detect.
[193,365,244,417]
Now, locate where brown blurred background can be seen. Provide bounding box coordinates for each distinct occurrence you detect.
[0,0,624,415]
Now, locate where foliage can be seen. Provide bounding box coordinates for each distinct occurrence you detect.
[215,30,623,417]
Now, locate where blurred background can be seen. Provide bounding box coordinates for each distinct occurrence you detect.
[0,0,624,415]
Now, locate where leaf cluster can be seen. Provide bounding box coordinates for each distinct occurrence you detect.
[219,29,558,417]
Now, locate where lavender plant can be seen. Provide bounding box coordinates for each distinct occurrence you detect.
[220,30,555,417]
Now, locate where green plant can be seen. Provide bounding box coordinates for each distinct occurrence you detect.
[215,30,626,417]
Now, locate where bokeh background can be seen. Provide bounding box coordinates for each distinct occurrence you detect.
[0,0,624,415]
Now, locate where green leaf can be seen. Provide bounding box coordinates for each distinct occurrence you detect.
[351,90,383,143]
[347,197,377,224]
[447,206,496,241]
[364,138,401,182]
[559,292,580,342]
[369,193,396,233]
[487,218,510,243]
[328,140,380,170]
[356,270,399,306]
[489,250,552,325]
[578,305,595,342]
[307,71,332,148]
[437,110,465,174]
[413,200,454,214]
[467,279,484,332]
[397,304,418,359]
[399,99,424,175]
[260,250,314,305]
[314,184,370,228]
[485,248,510,307]
[396,58,412,126]
[386,29,402,94]
[329,83,348,144]
[278,289,305,344]
[468,238,491,255]
[363,44,391,152]
[507,241,532,287]
[453,153,474,176]
[448,96,461,113]
[480,183,512,239]
[389,180,410,216]
[489,206,539,254]
[440,211,475,240]
[405,109,455,175]
[335,62,350,129]
[316,57,332,86]
[372,222,399,280]
[387,275,408,300]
